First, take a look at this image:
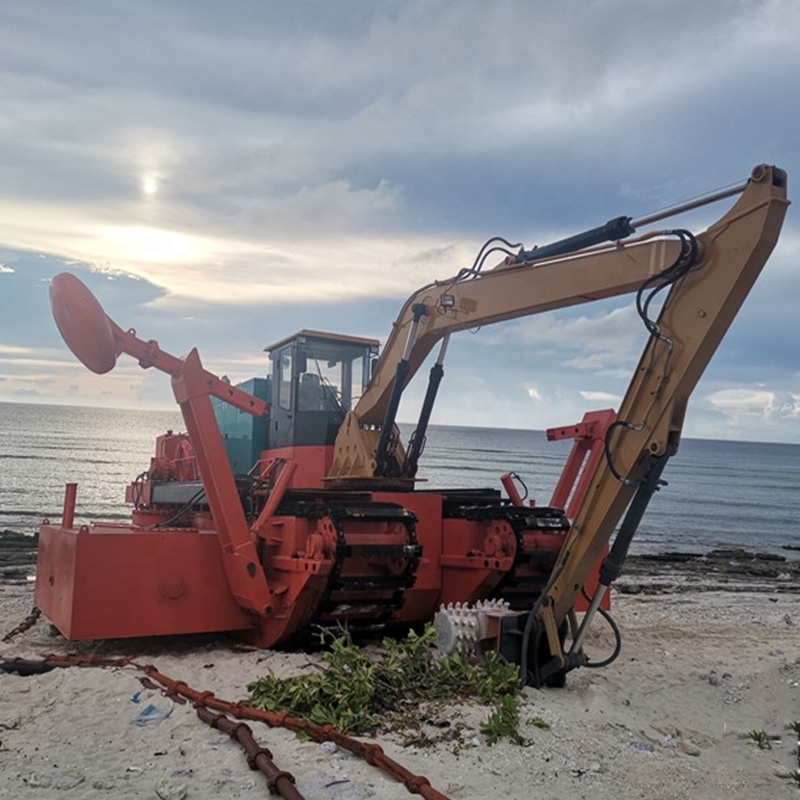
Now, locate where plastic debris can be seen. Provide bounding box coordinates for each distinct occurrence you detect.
[132,702,173,725]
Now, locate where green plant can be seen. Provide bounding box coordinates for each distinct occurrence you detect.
[480,694,527,746]
[247,634,380,732]
[748,729,772,750]
[247,625,531,745]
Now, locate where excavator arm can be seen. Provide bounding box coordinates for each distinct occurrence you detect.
[329,234,692,480]
[530,163,788,683]
[329,165,789,488]
[352,235,684,426]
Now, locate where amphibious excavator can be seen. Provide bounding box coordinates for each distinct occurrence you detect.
[36,165,788,686]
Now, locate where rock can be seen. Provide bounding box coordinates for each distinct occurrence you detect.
[708,672,724,686]
[774,765,795,779]
[680,739,701,757]
[321,740,338,755]
[25,770,85,790]
[155,778,188,800]
[24,773,51,788]
[659,735,677,748]
[629,741,655,752]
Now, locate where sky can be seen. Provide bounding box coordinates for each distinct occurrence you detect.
[0,0,798,444]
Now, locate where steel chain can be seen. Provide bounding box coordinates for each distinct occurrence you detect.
[1,606,41,643]
[0,651,451,800]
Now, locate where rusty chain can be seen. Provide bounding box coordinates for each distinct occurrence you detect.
[136,660,449,800]
[0,652,452,800]
[1,606,41,643]
[196,706,303,800]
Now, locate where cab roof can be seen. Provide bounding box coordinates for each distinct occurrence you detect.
[264,329,380,354]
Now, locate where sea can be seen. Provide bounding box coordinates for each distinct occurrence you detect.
[1,401,798,559]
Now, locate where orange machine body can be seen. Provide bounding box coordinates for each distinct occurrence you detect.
[35,409,604,644]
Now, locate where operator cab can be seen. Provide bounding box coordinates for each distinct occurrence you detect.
[267,329,379,449]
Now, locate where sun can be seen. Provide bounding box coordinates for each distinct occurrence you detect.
[142,176,158,195]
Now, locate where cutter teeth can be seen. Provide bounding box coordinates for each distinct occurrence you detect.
[475,598,510,611]
[432,603,477,654]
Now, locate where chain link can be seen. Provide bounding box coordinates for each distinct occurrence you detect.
[1,606,41,642]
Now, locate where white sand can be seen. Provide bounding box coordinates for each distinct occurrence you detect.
[2,579,799,800]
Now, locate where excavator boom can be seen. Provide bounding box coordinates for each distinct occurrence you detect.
[332,166,789,494]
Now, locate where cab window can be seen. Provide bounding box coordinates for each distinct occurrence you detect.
[278,348,293,410]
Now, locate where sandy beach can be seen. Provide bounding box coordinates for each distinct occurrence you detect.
[2,534,800,800]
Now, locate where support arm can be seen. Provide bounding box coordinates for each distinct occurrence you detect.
[49,274,273,617]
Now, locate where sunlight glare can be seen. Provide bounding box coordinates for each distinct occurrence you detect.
[104,225,201,263]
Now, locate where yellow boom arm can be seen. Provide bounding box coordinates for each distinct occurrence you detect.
[534,164,788,679]
[329,165,788,495]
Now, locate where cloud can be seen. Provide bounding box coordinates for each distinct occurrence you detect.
[580,390,620,404]
[486,303,647,375]
[0,344,33,355]
[525,385,542,402]
[0,197,474,307]
[706,387,800,422]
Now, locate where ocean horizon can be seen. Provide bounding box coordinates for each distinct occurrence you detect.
[1,401,798,559]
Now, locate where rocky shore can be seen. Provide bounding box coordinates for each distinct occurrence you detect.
[0,530,39,585]
[621,548,800,594]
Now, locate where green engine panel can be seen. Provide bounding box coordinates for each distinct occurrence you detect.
[211,377,270,474]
